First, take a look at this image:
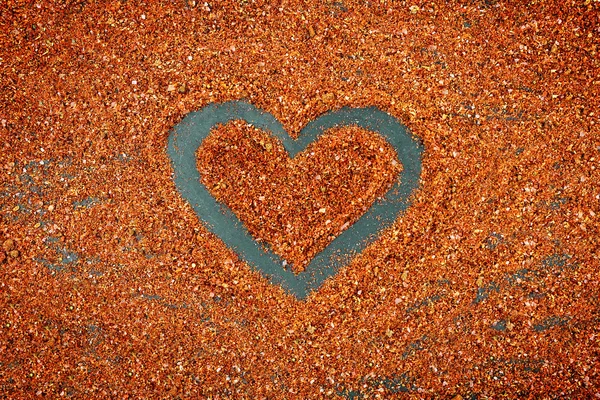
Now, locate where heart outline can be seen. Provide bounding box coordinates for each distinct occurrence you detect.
[168,100,423,299]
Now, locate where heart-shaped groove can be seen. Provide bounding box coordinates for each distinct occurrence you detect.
[168,100,423,299]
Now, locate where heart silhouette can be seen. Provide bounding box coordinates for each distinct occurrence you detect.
[168,101,423,299]
[196,121,402,273]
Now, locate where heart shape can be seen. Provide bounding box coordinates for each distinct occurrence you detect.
[167,100,423,299]
[196,121,402,273]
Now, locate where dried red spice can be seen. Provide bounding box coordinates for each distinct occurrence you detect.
[197,121,401,272]
[0,0,598,398]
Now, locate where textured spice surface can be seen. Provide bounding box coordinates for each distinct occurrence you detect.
[197,122,401,272]
[1,0,599,398]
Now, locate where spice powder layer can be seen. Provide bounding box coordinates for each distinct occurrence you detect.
[0,0,599,398]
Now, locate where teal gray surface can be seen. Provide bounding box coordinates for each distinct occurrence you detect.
[167,101,423,299]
